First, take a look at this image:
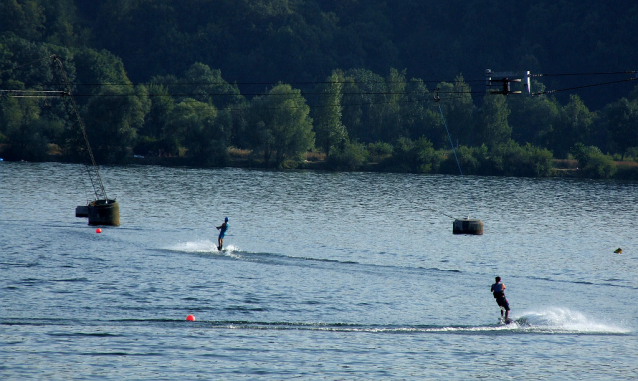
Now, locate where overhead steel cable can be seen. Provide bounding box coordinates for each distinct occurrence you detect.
[19,79,487,87]
[532,77,638,96]
[531,71,638,77]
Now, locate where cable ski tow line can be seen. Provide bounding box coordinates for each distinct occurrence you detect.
[438,105,494,269]
[51,55,109,202]
[438,104,477,218]
[425,207,456,220]
[439,103,476,221]
[532,76,638,96]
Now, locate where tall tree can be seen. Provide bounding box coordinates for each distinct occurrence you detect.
[250,83,314,166]
[508,91,560,147]
[0,0,46,40]
[0,96,48,160]
[402,78,441,144]
[181,62,243,108]
[436,75,475,148]
[550,94,596,158]
[605,98,638,160]
[81,85,150,163]
[312,69,348,154]
[170,98,228,165]
[476,94,511,148]
[341,68,386,143]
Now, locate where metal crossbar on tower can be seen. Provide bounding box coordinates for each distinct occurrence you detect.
[485,69,531,96]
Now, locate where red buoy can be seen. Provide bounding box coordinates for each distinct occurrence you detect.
[186,314,195,321]
[96,228,102,233]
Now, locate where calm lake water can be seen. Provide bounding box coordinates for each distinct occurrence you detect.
[1,162,637,379]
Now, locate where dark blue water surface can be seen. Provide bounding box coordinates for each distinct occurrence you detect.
[2,162,637,379]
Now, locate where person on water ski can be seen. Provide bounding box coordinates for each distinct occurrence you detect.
[491,276,510,321]
[216,217,229,250]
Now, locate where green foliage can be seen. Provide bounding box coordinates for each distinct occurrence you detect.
[571,142,616,178]
[404,79,441,144]
[2,1,638,179]
[0,96,48,160]
[366,141,393,163]
[326,140,369,171]
[312,69,348,154]
[604,98,638,160]
[170,99,229,166]
[81,85,150,163]
[0,34,62,90]
[340,68,387,143]
[490,141,554,177]
[626,147,638,162]
[550,95,596,158]
[436,76,475,147]
[383,136,442,173]
[582,152,617,179]
[180,63,244,108]
[441,141,553,177]
[72,47,128,95]
[440,145,488,175]
[137,83,174,154]
[0,0,46,40]
[508,93,560,147]
[476,95,511,148]
[249,83,314,166]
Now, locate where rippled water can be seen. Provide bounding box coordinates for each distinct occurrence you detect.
[1,162,637,379]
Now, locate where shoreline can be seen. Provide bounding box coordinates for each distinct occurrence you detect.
[6,153,636,181]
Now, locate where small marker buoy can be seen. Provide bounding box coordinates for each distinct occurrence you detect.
[614,248,622,254]
[96,228,102,233]
[186,314,195,321]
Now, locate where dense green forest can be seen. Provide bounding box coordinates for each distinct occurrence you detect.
[1,0,638,178]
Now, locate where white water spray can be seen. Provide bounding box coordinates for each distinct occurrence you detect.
[517,307,630,333]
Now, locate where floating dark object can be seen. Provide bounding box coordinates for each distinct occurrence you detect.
[88,199,120,226]
[453,218,483,235]
[76,200,119,225]
[614,248,622,254]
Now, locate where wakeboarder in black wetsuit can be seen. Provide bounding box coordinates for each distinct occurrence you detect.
[491,276,510,322]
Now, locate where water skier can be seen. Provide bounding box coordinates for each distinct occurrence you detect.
[490,276,510,322]
[217,217,229,251]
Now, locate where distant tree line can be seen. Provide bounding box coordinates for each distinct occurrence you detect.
[1,0,638,179]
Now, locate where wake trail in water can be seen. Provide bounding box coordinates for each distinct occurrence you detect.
[166,240,240,254]
[514,307,630,334]
[164,241,465,278]
[4,307,630,335]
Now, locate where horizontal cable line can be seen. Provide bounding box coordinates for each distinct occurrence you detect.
[533,77,638,95]
[48,91,478,97]
[532,71,637,77]
[0,89,485,97]
[17,79,486,87]
[9,92,469,110]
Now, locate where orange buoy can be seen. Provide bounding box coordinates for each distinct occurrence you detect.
[96,228,102,233]
[186,314,196,321]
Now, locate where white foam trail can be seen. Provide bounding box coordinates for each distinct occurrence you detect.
[518,307,630,333]
[168,240,217,253]
[167,241,241,256]
[223,244,239,252]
